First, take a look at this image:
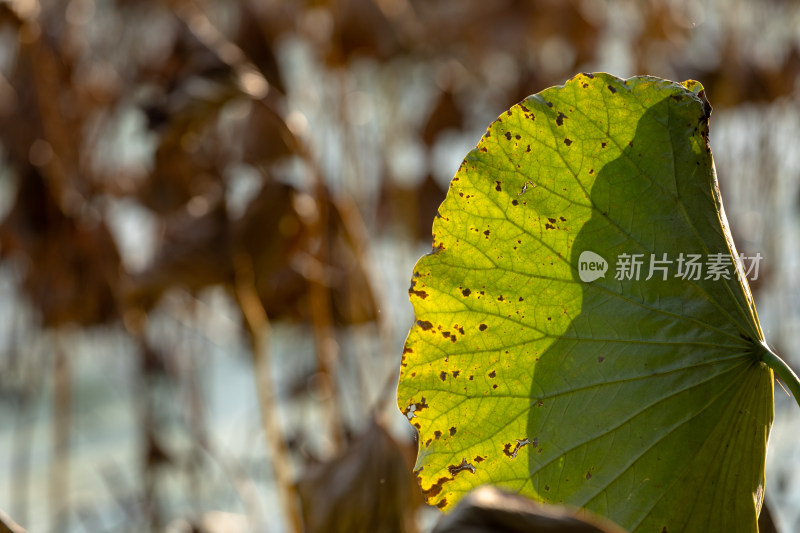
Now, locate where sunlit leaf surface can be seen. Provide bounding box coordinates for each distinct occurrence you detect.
[398,73,773,532]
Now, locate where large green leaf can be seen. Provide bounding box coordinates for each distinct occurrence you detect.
[398,73,775,532]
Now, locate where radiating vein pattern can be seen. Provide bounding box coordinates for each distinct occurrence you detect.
[398,73,773,532]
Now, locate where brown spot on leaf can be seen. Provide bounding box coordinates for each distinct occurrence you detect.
[504,131,512,140]
[492,384,498,389]
[495,181,502,192]
[447,458,475,476]
[449,426,456,436]
[607,85,616,93]
[410,289,429,299]
[422,477,450,499]
[436,499,447,509]
[462,288,471,297]
[564,138,572,146]
[556,112,567,126]
[598,356,605,363]
[601,141,607,148]
[545,223,555,230]
[512,199,519,206]
[439,371,447,381]
[416,320,433,331]
[586,471,592,480]
[502,438,531,459]
[434,430,442,439]
[403,395,430,417]
[488,370,496,378]
[479,324,488,331]
[697,89,712,120]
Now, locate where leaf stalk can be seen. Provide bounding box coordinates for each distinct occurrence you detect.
[760,344,800,409]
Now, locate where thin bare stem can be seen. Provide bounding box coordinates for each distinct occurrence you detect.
[51,337,71,533]
[233,252,303,533]
[9,314,33,529]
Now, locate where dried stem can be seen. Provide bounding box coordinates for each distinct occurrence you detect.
[9,314,33,529]
[303,179,346,450]
[232,252,303,533]
[51,337,71,533]
[122,312,163,531]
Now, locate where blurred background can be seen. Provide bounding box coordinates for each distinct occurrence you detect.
[0,0,798,531]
